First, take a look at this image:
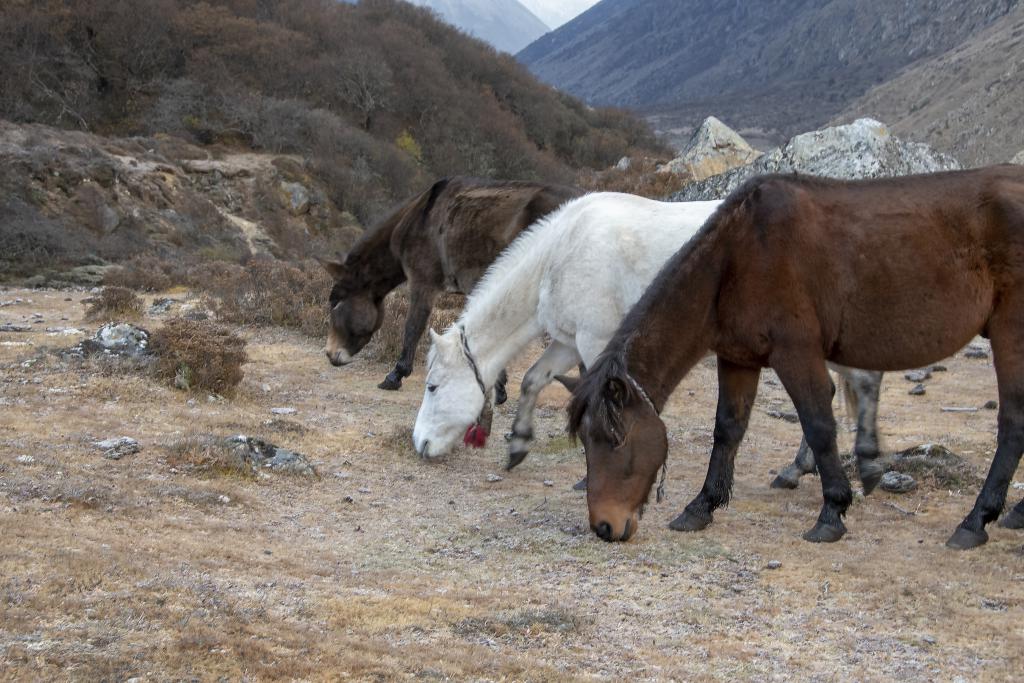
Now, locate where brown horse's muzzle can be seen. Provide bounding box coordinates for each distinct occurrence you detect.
[325,328,353,367]
[590,505,640,542]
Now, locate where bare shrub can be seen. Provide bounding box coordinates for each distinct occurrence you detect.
[365,288,464,362]
[83,286,144,322]
[165,435,255,479]
[193,258,331,338]
[103,256,186,291]
[149,318,247,396]
[577,158,691,199]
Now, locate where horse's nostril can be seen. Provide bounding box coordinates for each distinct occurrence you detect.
[418,440,430,459]
[594,521,613,542]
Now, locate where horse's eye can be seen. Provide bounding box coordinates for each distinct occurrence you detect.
[427,384,438,393]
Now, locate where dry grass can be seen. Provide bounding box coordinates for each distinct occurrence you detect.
[1,287,1022,681]
[149,317,247,396]
[102,256,181,292]
[577,157,692,198]
[164,435,256,479]
[82,286,143,322]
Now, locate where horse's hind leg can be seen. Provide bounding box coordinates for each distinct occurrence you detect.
[847,368,884,494]
[773,352,852,543]
[379,285,437,391]
[506,341,581,471]
[949,325,1024,549]
[670,360,760,532]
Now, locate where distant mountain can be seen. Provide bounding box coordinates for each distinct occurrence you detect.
[518,0,599,29]
[518,0,1018,144]
[835,4,1024,166]
[408,0,549,54]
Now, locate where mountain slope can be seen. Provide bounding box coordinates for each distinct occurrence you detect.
[835,4,1024,166]
[518,0,1018,139]
[408,0,549,53]
[518,0,598,29]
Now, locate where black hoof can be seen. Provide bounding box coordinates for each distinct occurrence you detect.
[858,462,885,496]
[378,375,402,391]
[668,509,712,532]
[802,521,847,543]
[946,526,989,550]
[494,383,508,406]
[572,477,587,491]
[999,508,1024,530]
[506,450,529,471]
[770,473,800,490]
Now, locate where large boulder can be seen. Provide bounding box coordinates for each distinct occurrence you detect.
[671,118,962,201]
[659,116,762,181]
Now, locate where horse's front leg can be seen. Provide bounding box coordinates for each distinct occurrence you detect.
[506,341,581,471]
[379,286,437,391]
[670,359,760,532]
[774,352,852,543]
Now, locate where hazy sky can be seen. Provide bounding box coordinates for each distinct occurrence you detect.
[518,0,601,29]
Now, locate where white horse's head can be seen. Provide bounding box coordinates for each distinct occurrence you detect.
[413,328,487,459]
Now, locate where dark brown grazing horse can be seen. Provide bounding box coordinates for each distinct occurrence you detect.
[567,166,1024,549]
[320,177,582,394]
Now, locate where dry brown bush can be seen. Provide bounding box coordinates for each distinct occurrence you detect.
[103,256,190,291]
[149,318,247,396]
[165,436,255,479]
[189,258,331,338]
[365,288,464,362]
[577,158,691,199]
[83,286,144,322]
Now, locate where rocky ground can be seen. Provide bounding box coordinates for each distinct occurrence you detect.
[1,288,1022,681]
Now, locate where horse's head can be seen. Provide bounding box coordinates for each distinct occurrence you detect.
[564,353,667,543]
[413,328,487,459]
[319,257,386,367]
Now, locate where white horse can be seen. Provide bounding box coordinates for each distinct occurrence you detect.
[412,192,883,484]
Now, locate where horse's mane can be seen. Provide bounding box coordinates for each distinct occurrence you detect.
[347,178,451,263]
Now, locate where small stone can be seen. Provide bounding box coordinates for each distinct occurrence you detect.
[15,455,35,464]
[218,495,231,505]
[983,400,998,410]
[543,480,554,487]
[964,348,989,359]
[357,487,371,494]
[261,383,272,393]
[343,495,355,504]
[904,369,931,382]
[766,560,782,570]
[1013,482,1024,491]
[0,324,32,332]
[931,365,948,372]
[271,407,297,415]
[767,409,800,424]
[922,635,937,645]
[909,384,926,396]
[94,437,141,460]
[486,474,504,483]
[880,471,917,494]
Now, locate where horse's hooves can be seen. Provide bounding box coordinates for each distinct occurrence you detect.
[999,508,1024,530]
[506,450,529,471]
[802,521,846,543]
[668,509,712,532]
[494,384,508,406]
[946,526,989,550]
[858,462,885,496]
[378,376,402,391]
[770,473,800,490]
[572,477,588,491]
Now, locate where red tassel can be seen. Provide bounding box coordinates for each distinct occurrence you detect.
[463,424,489,448]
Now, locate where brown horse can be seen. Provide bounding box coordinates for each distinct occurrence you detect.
[567,166,1024,549]
[319,177,581,394]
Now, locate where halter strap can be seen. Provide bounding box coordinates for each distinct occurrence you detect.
[459,325,488,399]
[625,372,668,503]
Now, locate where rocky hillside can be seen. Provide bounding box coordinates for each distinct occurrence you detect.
[0,121,360,283]
[519,0,1018,144]
[835,4,1024,166]
[407,0,550,53]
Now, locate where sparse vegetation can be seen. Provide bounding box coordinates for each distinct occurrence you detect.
[366,288,464,362]
[577,157,692,198]
[82,286,144,322]
[165,435,255,479]
[149,317,247,396]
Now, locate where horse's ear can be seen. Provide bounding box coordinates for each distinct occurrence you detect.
[554,375,579,392]
[316,257,347,281]
[604,377,627,407]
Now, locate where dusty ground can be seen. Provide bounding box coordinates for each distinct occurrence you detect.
[1,288,1022,681]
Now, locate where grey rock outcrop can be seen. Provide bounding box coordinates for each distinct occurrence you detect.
[671,118,962,201]
[659,117,762,181]
[225,435,316,477]
[67,323,150,358]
